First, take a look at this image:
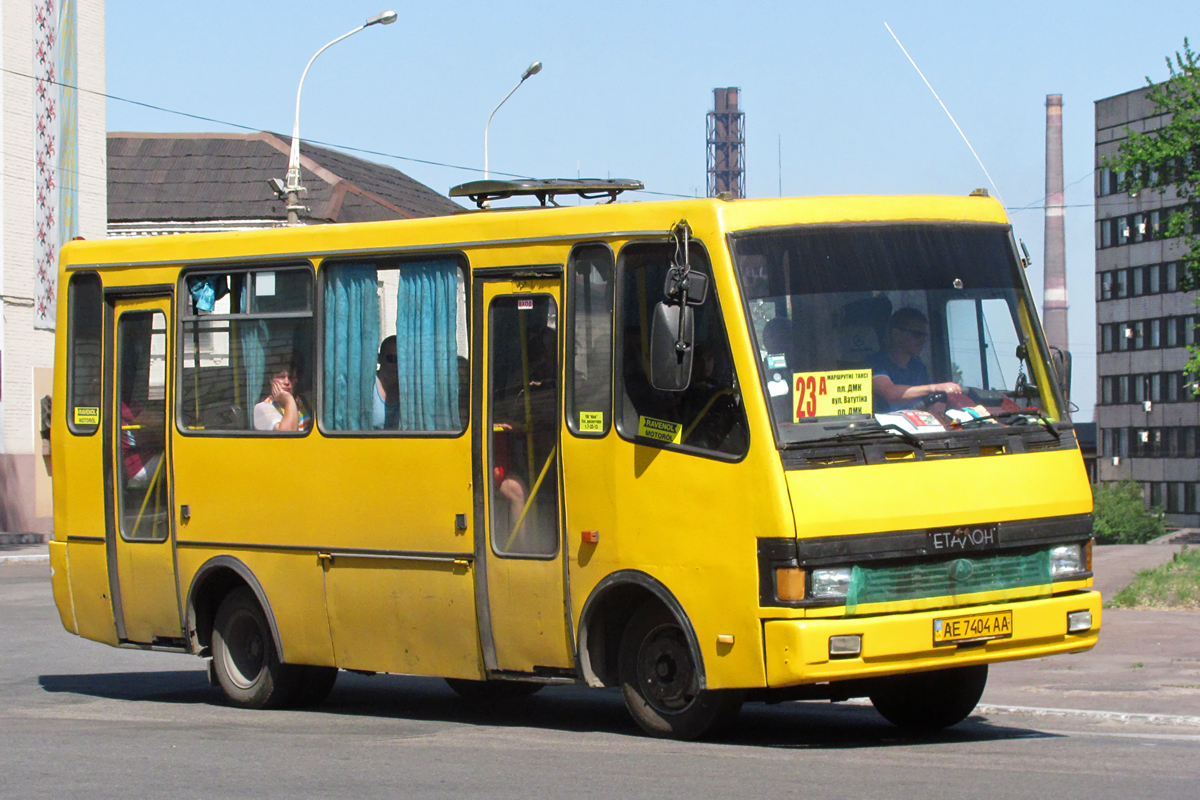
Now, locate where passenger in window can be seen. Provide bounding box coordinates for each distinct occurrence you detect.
[253,355,312,432]
[870,308,961,413]
[373,335,400,430]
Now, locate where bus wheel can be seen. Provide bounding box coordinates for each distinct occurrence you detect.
[618,604,743,740]
[211,587,299,709]
[869,664,988,731]
[290,666,339,709]
[444,678,543,700]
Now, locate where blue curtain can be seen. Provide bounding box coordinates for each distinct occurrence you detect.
[323,264,380,430]
[238,281,269,421]
[397,261,460,431]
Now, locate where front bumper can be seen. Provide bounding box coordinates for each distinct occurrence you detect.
[763,590,1101,687]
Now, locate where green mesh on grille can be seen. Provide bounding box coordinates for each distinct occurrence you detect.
[844,548,1052,614]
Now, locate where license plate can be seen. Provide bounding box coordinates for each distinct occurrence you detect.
[933,610,1013,646]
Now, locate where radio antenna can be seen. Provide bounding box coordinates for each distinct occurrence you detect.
[883,22,1004,205]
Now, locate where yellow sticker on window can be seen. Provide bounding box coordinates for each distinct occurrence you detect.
[579,411,605,432]
[73,406,100,426]
[792,370,872,421]
[637,415,682,443]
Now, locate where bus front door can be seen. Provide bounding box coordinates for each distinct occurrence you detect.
[476,278,573,674]
[104,296,180,645]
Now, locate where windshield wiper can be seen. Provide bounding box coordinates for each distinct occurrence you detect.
[781,422,924,450]
[951,409,1061,441]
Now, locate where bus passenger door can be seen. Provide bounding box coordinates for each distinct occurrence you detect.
[476,278,573,673]
[104,296,181,645]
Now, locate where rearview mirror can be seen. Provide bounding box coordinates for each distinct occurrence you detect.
[649,301,694,392]
[1050,347,1072,406]
[663,268,708,306]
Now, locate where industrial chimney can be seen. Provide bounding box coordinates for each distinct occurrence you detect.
[707,88,745,198]
[1043,94,1069,354]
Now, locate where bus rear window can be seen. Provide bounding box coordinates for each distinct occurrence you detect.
[67,272,103,434]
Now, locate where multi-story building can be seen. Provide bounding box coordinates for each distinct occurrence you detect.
[1094,86,1200,526]
[1,1,107,536]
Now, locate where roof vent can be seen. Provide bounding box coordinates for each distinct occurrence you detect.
[969,188,989,197]
[449,178,643,209]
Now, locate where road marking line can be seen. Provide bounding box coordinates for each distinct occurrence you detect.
[1037,728,1200,742]
[0,554,49,564]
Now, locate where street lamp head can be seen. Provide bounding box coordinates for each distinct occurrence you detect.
[521,61,543,81]
[366,10,398,26]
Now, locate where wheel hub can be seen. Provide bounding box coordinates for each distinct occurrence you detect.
[637,624,696,712]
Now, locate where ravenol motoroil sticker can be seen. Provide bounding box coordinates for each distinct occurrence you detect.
[579,411,604,432]
[637,415,682,443]
[73,406,100,426]
[792,370,872,421]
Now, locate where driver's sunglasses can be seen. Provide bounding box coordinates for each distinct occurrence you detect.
[897,327,928,340]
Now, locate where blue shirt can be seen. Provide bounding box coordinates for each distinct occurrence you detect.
[869,351,931,414]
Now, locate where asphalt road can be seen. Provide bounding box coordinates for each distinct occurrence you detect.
[3,562,1197,799]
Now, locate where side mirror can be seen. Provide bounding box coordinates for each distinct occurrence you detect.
[1050,347,1072,406]
[663,268,708,306]
[649,301,695,391]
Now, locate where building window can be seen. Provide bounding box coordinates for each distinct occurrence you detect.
[1117,216,1130,245]
[1166,262,1179,292]
[1133,320,1145,350]
[1150,317,1162,348]
[1100,271,1114,300]
[1115,269,1128,298]
[1148,263,1161,293]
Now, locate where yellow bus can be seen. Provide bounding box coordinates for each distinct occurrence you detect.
[50,181,1099,740]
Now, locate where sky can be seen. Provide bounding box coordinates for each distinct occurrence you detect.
[106,1,1200,421]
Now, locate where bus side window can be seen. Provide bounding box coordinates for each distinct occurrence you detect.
[566,244,614,437]
[321,257,468,434]
[178,267,314,434]
[616,242,749,458]
[66,272,103,435]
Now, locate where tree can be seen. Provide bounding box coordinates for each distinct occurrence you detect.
[1105,40,1200,392]
[1092,481,1167,545]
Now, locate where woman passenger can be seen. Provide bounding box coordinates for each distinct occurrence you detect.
[253,355,312,432]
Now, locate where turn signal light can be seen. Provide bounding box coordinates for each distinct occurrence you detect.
[1085,540,1093,572]
[775,567,806,602]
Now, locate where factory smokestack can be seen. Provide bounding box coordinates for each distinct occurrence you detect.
[1043,94,1069,354]
[707,88,745,198]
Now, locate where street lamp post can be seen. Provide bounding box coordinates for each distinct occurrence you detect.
[282,10,397,225]
[483,61,542,181]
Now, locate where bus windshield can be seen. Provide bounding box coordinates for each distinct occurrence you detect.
[729,224,1060,446]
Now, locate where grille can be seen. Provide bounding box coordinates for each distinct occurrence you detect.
[846,548,1051,612]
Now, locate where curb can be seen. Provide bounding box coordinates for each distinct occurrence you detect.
[845,698,1200,727]
[975,703,1200,727]
[0,554,50,565]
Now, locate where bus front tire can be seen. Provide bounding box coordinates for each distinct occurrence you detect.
[290,666,339,708]
[618,604,743,740]
[211,586,300,709]
[444,678,543,700]
[869,664,988,731]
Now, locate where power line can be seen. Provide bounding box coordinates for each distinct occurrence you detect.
[2,66,693,199]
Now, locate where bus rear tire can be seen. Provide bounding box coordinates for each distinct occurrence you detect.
[618,604,743,740]
[869,664,988,731]
[211,586,300,709]
[444,678,543,700]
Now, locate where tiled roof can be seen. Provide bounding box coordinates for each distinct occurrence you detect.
[107,131,462,224]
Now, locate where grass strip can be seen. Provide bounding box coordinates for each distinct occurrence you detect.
[1107,546,1200,610]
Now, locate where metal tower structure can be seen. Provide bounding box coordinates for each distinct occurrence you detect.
[707,88,745,198]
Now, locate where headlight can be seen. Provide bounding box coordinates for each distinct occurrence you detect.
[811,567,853,599]
[1049,544,1086,578]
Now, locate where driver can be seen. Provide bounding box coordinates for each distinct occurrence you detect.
[870,308,962,413]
